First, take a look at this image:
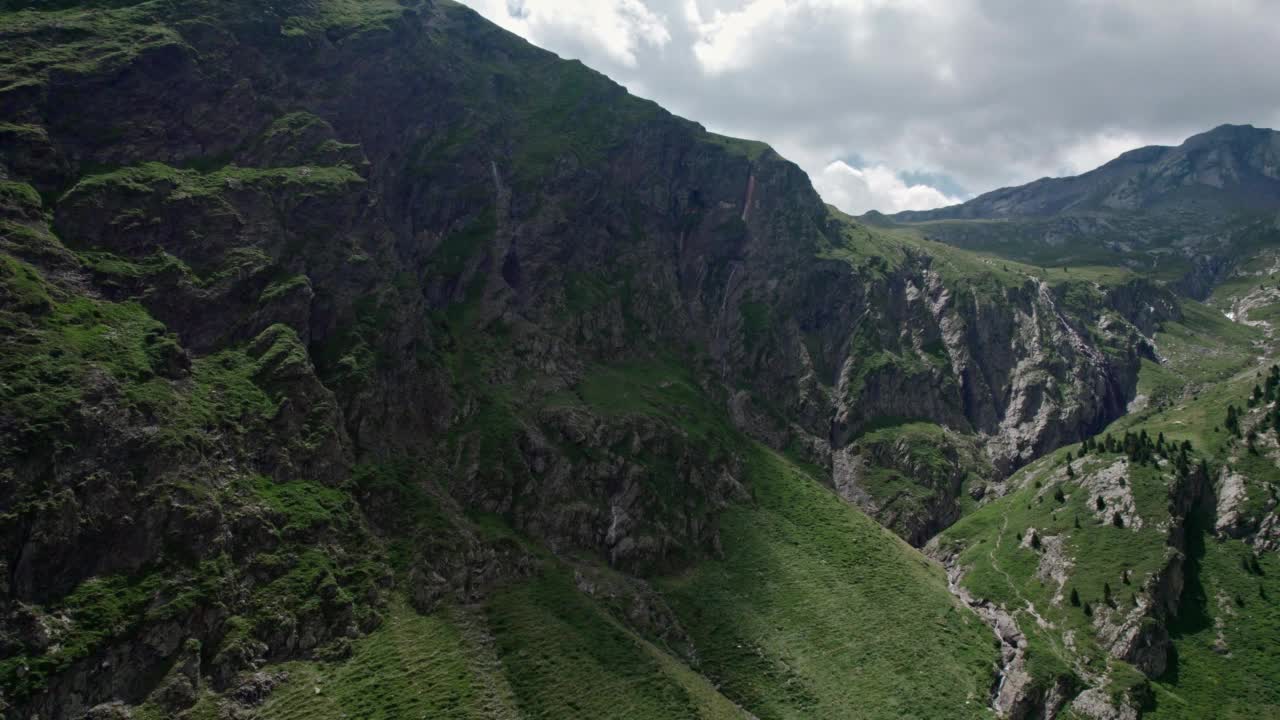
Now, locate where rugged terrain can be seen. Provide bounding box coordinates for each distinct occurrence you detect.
[889,125,1280,718]
[0,0,1276,718]
[885,124,1280,298]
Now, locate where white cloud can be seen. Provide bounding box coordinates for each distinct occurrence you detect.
[462,0,671,67]
[456,0,1280,211]
[1058,131,1178,177]
[688,0,946,76]
[812,161,962,214]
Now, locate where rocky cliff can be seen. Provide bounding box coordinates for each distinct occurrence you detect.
[0,1,1211,717]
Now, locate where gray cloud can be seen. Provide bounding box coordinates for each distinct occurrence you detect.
[457,0,1280,213]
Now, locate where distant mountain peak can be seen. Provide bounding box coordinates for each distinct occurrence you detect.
[889,124,1280,222]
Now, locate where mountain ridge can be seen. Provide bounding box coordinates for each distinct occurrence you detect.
[892,123,1280,222]
[0,1,1277,719]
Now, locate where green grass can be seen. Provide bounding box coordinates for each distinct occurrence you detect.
[278,0,403,39]
[259,600,502,720]
[0,253,315,457]
[658,445,995,719]
[259,274,311,304]
[571,361,735,445]
[563,271,612,314]
[0,121,48,142]
[124,324,319,450]
[0,2,183,93]
[0,560,232,704]
[886,213,1202,282]
[67,161,364,200]
[0,179,42,213]
[258,575,749,720]
[505,57,666,185]
[938,448,1172,693]
[244,474,349,536]
[487,570,745,719]
[0,253,53,312]
[543,363,997,717]
[0,289,174,445]
[257,442,999,720]
[934,290,1280,715]
[1144,522,1280,719]
[823,208,1056,294]
[846,421,989,535]
[701,132,772,161]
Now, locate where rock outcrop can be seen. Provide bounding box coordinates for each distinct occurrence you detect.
[0,0,1188,715]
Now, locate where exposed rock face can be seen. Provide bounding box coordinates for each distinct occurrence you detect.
[1216,470,1251,536]
[832,423,990,545]
[798,260,1155,479]
[1071,687,1140,720]
[931,447,1213,717]
[933,545,1076,720]
[465,408,749,573]
[0,0,1179,715]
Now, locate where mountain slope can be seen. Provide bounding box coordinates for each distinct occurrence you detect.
[0,1,1275,719]
[883,126,1280,297]
[896,125,1280,220]
[932,298,1280,719]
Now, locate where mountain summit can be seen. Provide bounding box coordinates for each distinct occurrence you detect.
[894,124,1280,221]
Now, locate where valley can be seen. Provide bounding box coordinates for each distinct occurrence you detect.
[0,1,1277,718]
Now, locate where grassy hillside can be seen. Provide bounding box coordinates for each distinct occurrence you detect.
[934,291,1280,718]
[248,363,997,720]
[659,444,994,719]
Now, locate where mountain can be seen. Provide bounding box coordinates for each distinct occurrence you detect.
[896,124,1280,220]
[885,125,1280,298]
[883,125,1280,719]
[0,1,1277,719]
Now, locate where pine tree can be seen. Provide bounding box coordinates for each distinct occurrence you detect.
[1112,511,1124,528]
[1096,496,1105,511]
[1083,601,1093,616]
[1070,588,1081,606]
[1226,405,1241,437]
[1054,487,1066,503]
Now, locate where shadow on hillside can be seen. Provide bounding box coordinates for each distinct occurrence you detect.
[1152,502,1213,693]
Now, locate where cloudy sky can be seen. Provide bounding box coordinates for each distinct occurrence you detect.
[456,0,1280,214]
